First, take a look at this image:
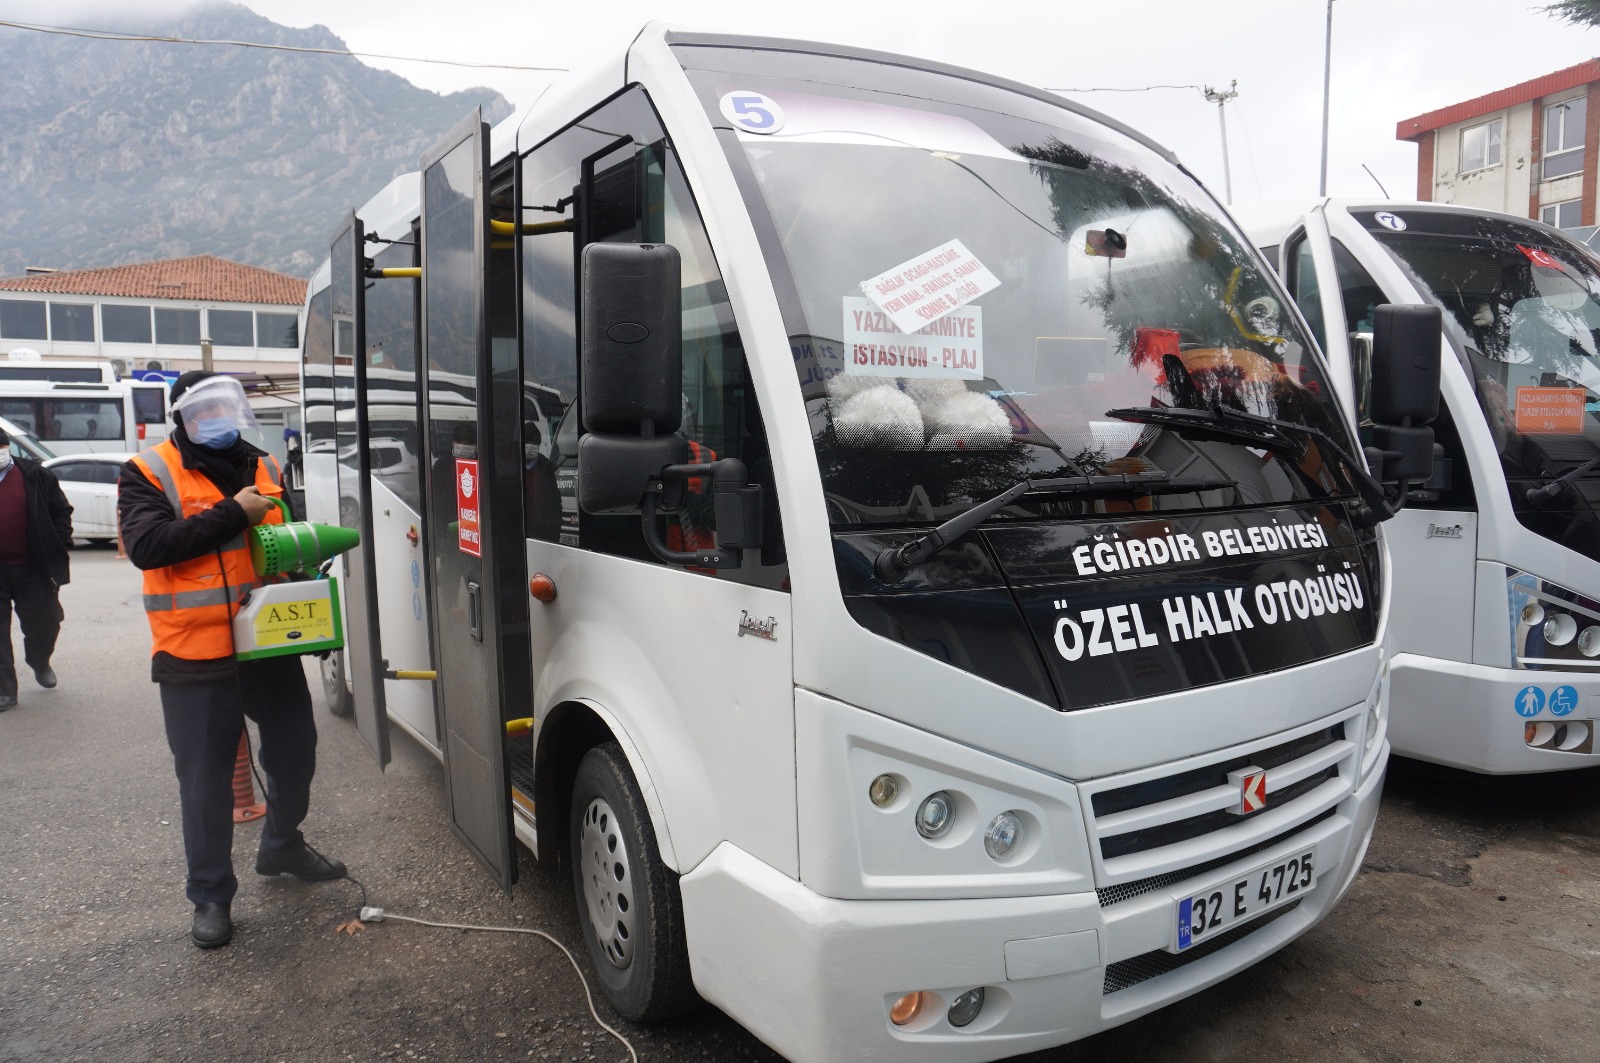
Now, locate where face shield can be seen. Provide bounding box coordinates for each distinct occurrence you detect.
[173,376,259,448]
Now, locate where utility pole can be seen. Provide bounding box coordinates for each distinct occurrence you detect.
[1203,81,1239,205]
[200,337,214,373]
[1320,0,1335,195]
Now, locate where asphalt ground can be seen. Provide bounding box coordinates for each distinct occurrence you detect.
[2,548,1598,1062]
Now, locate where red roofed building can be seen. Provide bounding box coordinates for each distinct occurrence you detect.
[0,254,306,377]
[1397,60,1599,230]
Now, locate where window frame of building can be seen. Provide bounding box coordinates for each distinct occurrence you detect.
[1459,118,1504,174]
[256,311,299,349]
[48,302,96,343]
[101,304,153,344]
[0,298,48,341]
[154,307,201,346]
[208,308,255,348]
[1541,199,1583,229]
[1543,97,1586,180]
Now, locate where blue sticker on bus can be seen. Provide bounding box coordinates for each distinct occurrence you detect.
[1549,685,1578,717]
[1514,686,1545,718]
[412,590,423,620]
[411,560,421,588]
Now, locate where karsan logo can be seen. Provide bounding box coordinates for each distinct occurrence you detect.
[738,610,779,641]
[1426,523,1464,539]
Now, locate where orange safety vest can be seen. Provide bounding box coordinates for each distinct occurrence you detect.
[129,440,285,661]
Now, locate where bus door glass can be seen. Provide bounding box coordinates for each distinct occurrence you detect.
[330,211,392,768]
[420,110,515,890]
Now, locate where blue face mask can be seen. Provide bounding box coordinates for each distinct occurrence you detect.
[190,417,240,449]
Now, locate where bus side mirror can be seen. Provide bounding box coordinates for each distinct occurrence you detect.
[1366,304,1441,484]
[577,242,684,515]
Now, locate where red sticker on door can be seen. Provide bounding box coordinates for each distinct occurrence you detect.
[456,458,482,556]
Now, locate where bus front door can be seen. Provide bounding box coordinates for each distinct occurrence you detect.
[418,110,516,891]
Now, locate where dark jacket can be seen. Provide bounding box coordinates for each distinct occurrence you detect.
[117,448,260,683]
[6,457,73,585]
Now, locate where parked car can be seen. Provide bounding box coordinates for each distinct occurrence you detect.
[1,414,56,463]
[43,452,133,543]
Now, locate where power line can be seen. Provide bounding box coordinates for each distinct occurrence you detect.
[0,18,567,72]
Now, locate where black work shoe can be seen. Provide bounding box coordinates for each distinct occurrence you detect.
[192,902,233,948]
[0,695,15,711]
[33,667,56,689]
[255,844,346,881]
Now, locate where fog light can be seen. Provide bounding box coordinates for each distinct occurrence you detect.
[1578,627,1600,657]
[868,774,900,807]
[1544,612,1577,646]
[889,990,926,1026]
[916,792,955,839]
[1520,600,1546,626]
[1558,721,1591,751]
[1527,721,1557,747]
[947,987,985,1028]
[983,812,1023,860]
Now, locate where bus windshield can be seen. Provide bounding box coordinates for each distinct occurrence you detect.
[685,55,1354,526]
[1362,210,1600,487]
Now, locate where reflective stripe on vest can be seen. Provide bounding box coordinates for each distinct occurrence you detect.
[131,441,285,660]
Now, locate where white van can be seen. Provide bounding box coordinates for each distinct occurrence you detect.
[303,28,1439,1062]
[1239,199,1600,773]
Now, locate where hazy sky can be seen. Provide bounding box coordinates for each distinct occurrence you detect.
[9,1,1600,207]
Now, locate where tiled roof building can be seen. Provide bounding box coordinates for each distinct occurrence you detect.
[0,254,304,305]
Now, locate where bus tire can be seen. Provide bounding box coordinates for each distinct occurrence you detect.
[319,649,355,718]
[569,742,698,1022]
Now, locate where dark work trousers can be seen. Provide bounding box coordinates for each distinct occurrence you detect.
[159,655,318,905]
[0,563,62,699]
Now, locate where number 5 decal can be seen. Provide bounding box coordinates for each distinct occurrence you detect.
[719,91,786,135]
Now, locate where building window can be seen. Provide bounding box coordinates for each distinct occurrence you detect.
[1460,119,1503,173]
[155,307,201,346]
[1544,97,1586,180]
[49,303,95,342]
[0,298,47,340]
[256,312,299,349]
[208,308,255,347]
[1541,199,1584,229]
[102,304,153,343]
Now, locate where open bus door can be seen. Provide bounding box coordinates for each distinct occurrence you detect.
[329,211,391,768]
[418,110,517,891]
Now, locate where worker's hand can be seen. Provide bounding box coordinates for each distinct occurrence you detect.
[234,486,274,524]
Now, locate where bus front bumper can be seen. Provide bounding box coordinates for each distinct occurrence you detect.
[679,757,1384,1063]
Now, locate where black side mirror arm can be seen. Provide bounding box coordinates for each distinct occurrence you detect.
[640,457,763,570]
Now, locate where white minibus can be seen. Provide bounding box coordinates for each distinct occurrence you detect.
[303,27,1439,1062]
[1239,200,1600,773]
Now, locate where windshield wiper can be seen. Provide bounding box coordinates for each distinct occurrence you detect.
[874,471,1238,582]
[1527,458,1600,505]
[1104,404,1395,523]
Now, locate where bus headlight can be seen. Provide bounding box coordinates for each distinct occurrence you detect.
[916,792,955,839]
[1508,569,1600,670]
[983,812,1023,861]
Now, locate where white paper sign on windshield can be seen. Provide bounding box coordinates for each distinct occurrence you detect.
[841,296,983,379]
[859,239,1000,334]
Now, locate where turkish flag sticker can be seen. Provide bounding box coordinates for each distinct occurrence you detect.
[1517,244,1566,272]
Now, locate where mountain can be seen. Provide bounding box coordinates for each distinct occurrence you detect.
[0,2,512,279]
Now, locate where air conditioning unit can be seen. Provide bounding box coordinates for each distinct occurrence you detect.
[110,358,128,377]
[145,360,165,371]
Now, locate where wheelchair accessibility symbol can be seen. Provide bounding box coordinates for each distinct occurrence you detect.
[1549,685,1579,717]
[1514,686,1545,718]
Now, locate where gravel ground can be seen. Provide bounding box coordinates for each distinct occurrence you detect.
[2,549,1597,1062]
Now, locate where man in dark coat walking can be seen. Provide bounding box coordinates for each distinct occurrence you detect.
[0,425,73,710]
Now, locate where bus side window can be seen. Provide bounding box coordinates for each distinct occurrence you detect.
[519,87,785,585]
[1285,232,1328,354]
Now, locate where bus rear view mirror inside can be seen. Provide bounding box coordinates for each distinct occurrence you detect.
[575,240,763,570]
[1366,303,1442,485]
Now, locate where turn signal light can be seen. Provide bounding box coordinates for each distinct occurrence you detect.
[889,991,926,1026]
[529,572,557,603]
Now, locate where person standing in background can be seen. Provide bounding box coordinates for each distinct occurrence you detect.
[0,425,73,712]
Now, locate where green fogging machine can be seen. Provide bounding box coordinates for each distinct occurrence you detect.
[231,498,360,662]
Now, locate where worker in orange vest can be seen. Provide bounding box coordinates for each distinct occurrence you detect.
[117,372,345,950]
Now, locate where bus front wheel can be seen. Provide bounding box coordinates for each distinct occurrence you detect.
[319,650,354,718]
[569,742,698,1021]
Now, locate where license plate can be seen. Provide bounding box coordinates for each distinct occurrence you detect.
[1172,848,1315,952]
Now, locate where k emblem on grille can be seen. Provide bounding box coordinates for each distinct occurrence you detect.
[1226,766,1268,815]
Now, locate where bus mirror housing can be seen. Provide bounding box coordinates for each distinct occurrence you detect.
[1366,304,1441,486]
[580,242,682,433]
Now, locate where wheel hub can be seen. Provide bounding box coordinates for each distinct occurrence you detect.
[579,797,635,969]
